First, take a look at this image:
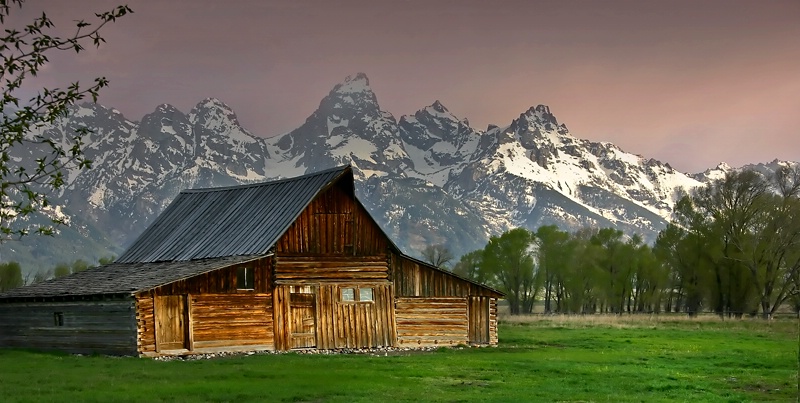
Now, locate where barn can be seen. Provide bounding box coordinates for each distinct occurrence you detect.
[0,166,502,356]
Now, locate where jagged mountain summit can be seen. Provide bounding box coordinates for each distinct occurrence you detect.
[3,73,794,273]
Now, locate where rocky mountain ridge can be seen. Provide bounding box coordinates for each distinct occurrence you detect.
[3,73,796,273]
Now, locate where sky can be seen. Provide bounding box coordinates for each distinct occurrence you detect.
[8,0,800,173]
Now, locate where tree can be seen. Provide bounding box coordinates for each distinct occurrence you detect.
[0,1,131,240]
[53,262,69,278]
[482,228,538,315]
[452,250,485,283]
[0,260,21,290]
[662,168,800,319]
[534,225,571,313]
[420,244,454,269]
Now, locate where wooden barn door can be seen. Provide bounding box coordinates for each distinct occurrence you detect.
[468,297,490,345]
[289,287,317,348]
[155,295,187,351]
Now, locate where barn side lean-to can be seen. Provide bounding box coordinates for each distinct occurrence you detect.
[0,166,502,356]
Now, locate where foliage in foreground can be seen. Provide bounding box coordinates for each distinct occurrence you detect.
[0,0,130,240]
[0,317,795,402]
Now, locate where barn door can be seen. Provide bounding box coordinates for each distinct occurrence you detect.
[468,297,490,345]
[155,295,187,351]
[289,287,317,348]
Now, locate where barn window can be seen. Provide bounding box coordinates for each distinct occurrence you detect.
[341,287,355,301]
[237,267,254,290]
[54,312,64,326]
[359,287,374,301]
[340,287,374,302]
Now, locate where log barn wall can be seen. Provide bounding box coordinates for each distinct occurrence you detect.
[392,253,500,346]
[0,299,137,355]
[391,252,497,298]
[396,297,468,347]
[136,257,274,355]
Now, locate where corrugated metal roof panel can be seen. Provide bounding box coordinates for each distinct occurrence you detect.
[116,166,350,263]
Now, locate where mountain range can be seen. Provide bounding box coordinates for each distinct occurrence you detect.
[3,73,796,274]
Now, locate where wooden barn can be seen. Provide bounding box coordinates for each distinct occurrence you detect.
[0,166,502,356]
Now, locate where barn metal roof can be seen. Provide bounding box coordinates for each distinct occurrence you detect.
[0,255,260,300]
[116,166,352,263]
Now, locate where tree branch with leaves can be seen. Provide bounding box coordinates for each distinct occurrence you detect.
[0,0,131,240]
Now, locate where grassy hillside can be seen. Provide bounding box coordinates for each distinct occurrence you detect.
[0,315,795,402]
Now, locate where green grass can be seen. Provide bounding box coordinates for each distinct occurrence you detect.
[0,315,796,402]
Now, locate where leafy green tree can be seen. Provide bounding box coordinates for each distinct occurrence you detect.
[482,228,538,315]
[535,225,571,313]
[71,258,89,273]
[0,1,131,240]
[589,228,634,313]
[0,260,22,291]
[661,167,800,319]
[53,262,69,278]
[452,250,485,283]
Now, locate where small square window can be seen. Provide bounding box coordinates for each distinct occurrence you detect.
[359,288,374,302]
[341,288,355,302]
[54,312,64,326]
[237,267,254,290]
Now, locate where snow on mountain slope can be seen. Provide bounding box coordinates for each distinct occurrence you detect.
[445,105,703,238]
[399,100,481,186]
[269,73,410,179]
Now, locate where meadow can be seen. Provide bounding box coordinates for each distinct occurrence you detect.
[0,314,796,402]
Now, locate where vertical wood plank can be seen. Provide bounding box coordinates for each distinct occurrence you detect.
[186,294,194,351]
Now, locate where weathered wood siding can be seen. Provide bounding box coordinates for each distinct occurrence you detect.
[395,297,468,347]
[148,258,272,295]
[137,293,274,355]
[0,299,137,355]
[273,283,395,350]
[155,295,187,351]
[270,182,396,350]
[275,183,388,256]
[275,256,389,283]
[191,294,273,349]
[272,285,291,350]
[468,297,489,345]
[136,296,157,353]
[392,254,500,346]
[489,298,498,346]
[391,253,498,297]
[136,257,275,355]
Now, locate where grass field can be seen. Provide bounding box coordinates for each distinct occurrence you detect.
[0,315,796,402]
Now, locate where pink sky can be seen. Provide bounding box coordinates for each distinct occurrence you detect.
[10,0,800,173]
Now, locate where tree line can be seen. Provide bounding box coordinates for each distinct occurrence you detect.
[0,257,114,292]
[442,166,800,318]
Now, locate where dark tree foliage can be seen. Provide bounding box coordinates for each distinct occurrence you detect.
[0,260,21,290]
[460,169,800,318]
